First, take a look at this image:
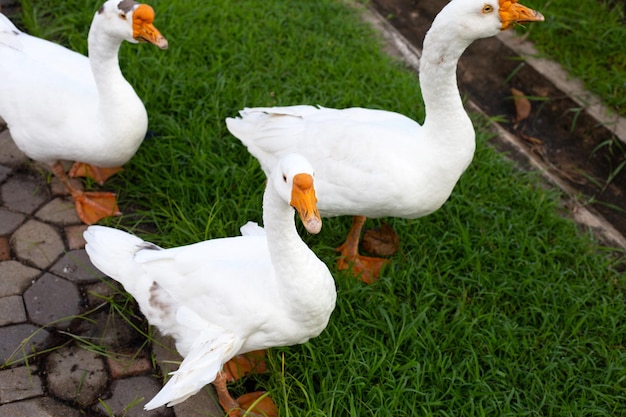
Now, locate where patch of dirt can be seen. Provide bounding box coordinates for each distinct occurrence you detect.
[370,0,626,245]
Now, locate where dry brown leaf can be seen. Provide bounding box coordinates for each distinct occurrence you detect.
[516,130,545,158]
[511,87,532,124]
[361,221,399,257]
[519,132,543,146]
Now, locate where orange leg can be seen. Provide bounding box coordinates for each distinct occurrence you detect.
[213,373,277,417]
[68,162,123,185]
[213,372,243,416]
[335,215,389,284]
[222,350,267,383]
[51,162,122,225]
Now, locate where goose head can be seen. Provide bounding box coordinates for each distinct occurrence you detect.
[435,0,544,42]
[270,154,322,235]
[94,0,168,49]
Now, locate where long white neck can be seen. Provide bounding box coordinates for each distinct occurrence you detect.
[87,17,147,137]
[419,15,474,141]
[262,183,335,322]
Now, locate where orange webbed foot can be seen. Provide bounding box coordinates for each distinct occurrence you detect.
[335,215,391,284]
[69,162,123,185]
[50,161,122,225]
[233,391,278,417]
[336,253,389,284]
[361,221,400,258]
[73,191,122,225]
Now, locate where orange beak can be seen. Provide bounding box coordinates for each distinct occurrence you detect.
[132,4,168,49]
[499,0,545,30]
[291,173,322,234]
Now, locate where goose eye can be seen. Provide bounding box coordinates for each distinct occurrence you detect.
[118,12,127,20]
[282,174,287,182]
[482,4,494,14]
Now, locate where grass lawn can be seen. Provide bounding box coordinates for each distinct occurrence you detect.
[14,0,626,415]
[520,0,625,118]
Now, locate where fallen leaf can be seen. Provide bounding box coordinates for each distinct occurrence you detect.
[517,131,545,158]
[222,350,267,382]
[511,87,532,125]
[361,221,399,257]
[519,131,543,146]
[235,391,278,417]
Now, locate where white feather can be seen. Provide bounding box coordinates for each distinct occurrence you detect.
[226,0,543,221]
[0,0,167,167]
[239,221,266,236]
[84,154,337,409]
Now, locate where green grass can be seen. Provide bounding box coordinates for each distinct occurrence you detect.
[13,0,626,415]
[519,0,626,118]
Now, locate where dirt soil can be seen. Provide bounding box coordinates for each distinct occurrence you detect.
[370,0,626,244]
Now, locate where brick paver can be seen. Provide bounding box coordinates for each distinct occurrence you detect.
[0,122,221,415]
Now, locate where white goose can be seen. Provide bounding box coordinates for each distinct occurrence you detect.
[84,154,337,415]
[0,0,168,224]
[226,0,544,283]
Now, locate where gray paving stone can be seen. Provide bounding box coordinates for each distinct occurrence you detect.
[0,165,10,183]
[11,220,64,269]
[0,365,43,404]
[45,345,107,406]
[151,334,183,386]
[96,376,173,417]
[173,386,222,417]
[0,129,28,168]
[23,273,81,329]
[50,249,105,284]
[0,396,82,417]
[84,280,122,309]
[0,260,40,297]
[35,197,81,226]
[0,323,50,366]
[0,295,26,326]
[0,207,25,235]
[77,310,141,349]
[0,175,48,214]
